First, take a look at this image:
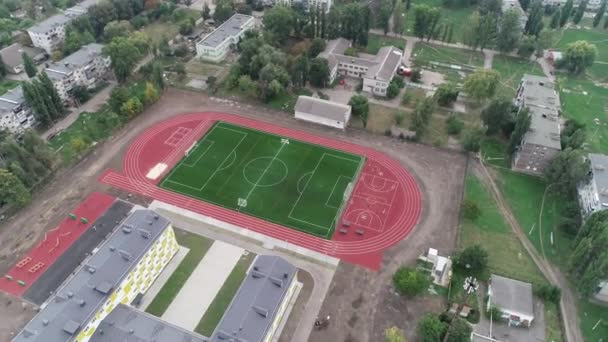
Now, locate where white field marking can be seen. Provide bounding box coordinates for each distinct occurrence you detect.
[216,151,237,172]
[164,127,192,146]
[182,140,214,167]
[243,141,287,202]
[242,157,289,188]
[161,127,248,192]
[325,175,352,208]
[361,174,398,193]
[146,163,168,180]
[528,223,536,235]
[296,172,313,193]
[288,153,361,232]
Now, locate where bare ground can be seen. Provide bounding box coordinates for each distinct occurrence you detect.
[0,88,467,340]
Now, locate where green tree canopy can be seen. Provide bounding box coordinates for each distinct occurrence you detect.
[349,95,369,127]
[453,245,488,274]
[557,40,597,74]
[393,266,430,296]
[417,314,447,342]
[103,36,144,82]
[463,69,500,102]
[22,52,37,78]
[545,147,589,196]
[480,98,516,135]
[385,326,406,342]
[497,9,522,53]
[0,168,30,208]
[263,5,295,45]
[309,57,329,88]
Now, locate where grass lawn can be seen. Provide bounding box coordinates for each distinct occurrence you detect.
[559,77,608,153]
[412,42,484,68]
[494,169,573,267]
[267,88,312,112]
[365,34,406,54]
[146,230,214,317]
[140,10,201,44]
[578,299,608,341]
[194,252,256,336]
[0,79,19,95]
[492,55,545,97]
[160,121,364,238]
[555,28,608,82]
[480,137,510,168]
[400,0,476,43]
[460,174,548,286]
[545,301,564,342]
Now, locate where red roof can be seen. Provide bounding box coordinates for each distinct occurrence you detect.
[0,192,115,297]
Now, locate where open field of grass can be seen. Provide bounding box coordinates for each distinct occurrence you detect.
[459,174,548,286]
[161,121,364,238]
[492,56,545,97]
[0,79,19,95]
[578,299,608,341]
[412,42,485,68]
[559,77,608,153]
[555,28,608,82]
[365,34,406,54]
[194,252,256,336]
[400,0,476,43]
[146,230,214,317]
[140,10,201,44]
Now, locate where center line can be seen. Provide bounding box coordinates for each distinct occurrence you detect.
[243,141,287,202]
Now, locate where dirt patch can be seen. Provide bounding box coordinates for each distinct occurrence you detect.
[0,293,37,341]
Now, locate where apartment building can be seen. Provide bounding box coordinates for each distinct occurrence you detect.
[45,43,110,101]
[0,43,46,74]
[511,74,561,175]
[0,86,36,134]
[321,38,403,97]
[196,14,255,62]
[275,0,333,12]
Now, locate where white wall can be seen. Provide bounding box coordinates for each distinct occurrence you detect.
[295,111,346,130]
[363,77,389,97]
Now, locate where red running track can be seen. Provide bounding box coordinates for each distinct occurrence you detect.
[99,113,421,270]
[0,192,115,297]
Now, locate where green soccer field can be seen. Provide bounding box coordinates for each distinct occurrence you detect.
[160,121,365,238]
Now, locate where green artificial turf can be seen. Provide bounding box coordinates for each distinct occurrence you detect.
[160,121,364,238]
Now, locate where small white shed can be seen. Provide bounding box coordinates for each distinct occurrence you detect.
[294,96,352,130]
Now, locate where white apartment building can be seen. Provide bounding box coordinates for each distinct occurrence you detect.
[275,0,333,12]
[196,14,255,62]
[320,38,403,97]
[45,43,111,101]
[577,153,608,218]
[596,280,608,303]
[0,86,36,134]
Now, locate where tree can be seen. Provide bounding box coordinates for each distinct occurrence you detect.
[593,0,606,27]
[103,37,142,82]
[290,55,309,88]
[462,11,481,49]
[463,69,500,102]
[410,68,422,83]
[446,114,464,135]
[572,0,587,24]
[557,40,597,74]
[480,0,502,14]
[386,81,400,99]
[120,97,143,117]
[476,13,497,50]
[462,199,481,220]
[151,62,165,90]
[38,72,64,119]
[308,58,329,88]
[516,35,536,58]
[349,95,369,127]
[394,110,406,125]
[560,0,574,27]
[385,326,406,342]
[0,168,30,208]
[237,75,256,96]
[393,0,405,34]
[309,38,326,58]
[103,20,132,42]
[263,5,295,44]
[418,314,447,342]
[535,30,553,58]
[561,119,586,149]
[0,54,6,77]
[202,3,211,20]
[379,0,393,35]
[497,9,522,53]
[605,16,608,29]
[462,127,484,152]
[520,0,531,10]
[71,85,91,103]
[453,245,488,274]
[409,97,435,140]
[434,82,460,107]
[413,5,441,40]
[393,266,430,296]
[481,98,515,135]
[213,0,234,24]
[447,318,473,342]
[545,148,589,196]
[70,136,88,155]
[143,82,159,105]
[525,0,544,36]
[22,52,37,78]
[508,107,531,154]
[22,82,51,126]
[550,8,561,29]
[109,86,129,113]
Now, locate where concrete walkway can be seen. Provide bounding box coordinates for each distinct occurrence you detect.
[162,240,244,331]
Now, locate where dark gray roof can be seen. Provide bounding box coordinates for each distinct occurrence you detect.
[0,85,24,112]
[295,96,351,121]
[13,210,171,342]
[45,43,104,81]
[27,14,73,34]
[209,255,297,342]
[65,0,100,15]
[518,74,561,150]
[89,304,207,342]
[587,153,608,205]
[490,274,534,318]
[0,43,46,70]
[197,14,254,48]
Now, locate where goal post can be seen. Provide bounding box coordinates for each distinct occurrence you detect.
[185,141,197,156]
[343,182,354,199]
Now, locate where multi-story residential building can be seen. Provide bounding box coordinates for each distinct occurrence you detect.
[320,38,403,97]
[511,74,561,176]
[502,0,528,29]
[542,0,603,10]
[209,255,300,342]
[596,280,608,303]
[196,14,255,62]
[0,43,47,74]
[27,0,101,53]
[45,43,111,101]
[275,0,333,12]
[0,86,36,134]
[12,209,179,342]
[577,153,607,217]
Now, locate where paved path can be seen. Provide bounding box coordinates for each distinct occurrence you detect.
[162,241,244,331]
[474,159,583,342]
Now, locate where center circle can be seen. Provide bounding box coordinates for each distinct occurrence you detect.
[243,157,288,187]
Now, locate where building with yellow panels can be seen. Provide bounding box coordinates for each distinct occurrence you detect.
[13,209,179,342]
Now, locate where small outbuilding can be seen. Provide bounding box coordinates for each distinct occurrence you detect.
[487,274,535,327]
[294,96,351,130]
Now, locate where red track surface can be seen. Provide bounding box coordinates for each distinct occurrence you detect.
[99,113,421,269]
[0,192,115,297]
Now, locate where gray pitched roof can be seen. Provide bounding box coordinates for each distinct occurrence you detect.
[12,210,171,342]
[295,96,351,121]
[209,255,297,342]
[0,43,46,70]
[89,304,207,342]
[490,274,534,318]
[197,14,254,48]
[27,14,73,34]
[0,85,24,112]
[519,74,561,150]
[587,153,608,205]
[365,46,403,82]
[45,43,104,81]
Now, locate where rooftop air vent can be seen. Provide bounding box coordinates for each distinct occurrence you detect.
[138,229,151,239]
[269,276,283,288]
[119,250,132,261]
[252,305,268,318]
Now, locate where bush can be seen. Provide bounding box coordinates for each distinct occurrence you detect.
[461,199,481,220]
[462,128,484,152]
[71,85,91,103]
[402,91,413,105]
[410,68,422,83]
[393,266,430,296]
[130,15,149,29]
[174,44,189,57]
[486,305,504,321]
[446,114,464,135]
[434,82,460,107]
[453,245,488,275]
[392,76,405,89]
[534,284,561,304]
[386,82,400,99]
[394,111,406,125]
